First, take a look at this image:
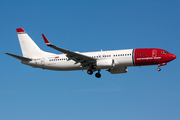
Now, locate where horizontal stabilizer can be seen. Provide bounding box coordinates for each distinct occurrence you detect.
[5,53,32,61]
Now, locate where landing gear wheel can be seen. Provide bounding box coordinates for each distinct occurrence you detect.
[95,72,101,78]
[87,69,93,75]
[157,68,161,71]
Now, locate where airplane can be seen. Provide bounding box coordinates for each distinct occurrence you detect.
[5,28,176,78]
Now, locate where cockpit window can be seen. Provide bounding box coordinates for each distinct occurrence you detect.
[161,51,169,53]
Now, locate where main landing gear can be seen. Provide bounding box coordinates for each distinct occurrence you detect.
[95,71,101,78]
[87,69,93,75]
[87,69,101,78]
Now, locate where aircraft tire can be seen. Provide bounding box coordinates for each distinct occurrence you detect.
[87,69,93,75]
[157,68,161,71]
[95,73,101,78]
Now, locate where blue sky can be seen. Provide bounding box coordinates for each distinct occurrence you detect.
[1,0,180,120]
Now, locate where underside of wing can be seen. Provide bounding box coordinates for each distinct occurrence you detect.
[42,34,96,68]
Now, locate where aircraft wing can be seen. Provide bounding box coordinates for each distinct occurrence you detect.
[5,53,32,61]
[42,34,96,66]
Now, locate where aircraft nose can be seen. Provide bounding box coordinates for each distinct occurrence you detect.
[169,54,176,60]
[172,54,176,59]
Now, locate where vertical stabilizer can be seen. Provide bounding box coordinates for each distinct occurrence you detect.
[17,28,45,58]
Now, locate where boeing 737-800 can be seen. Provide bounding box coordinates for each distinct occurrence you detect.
[5,28,176,78]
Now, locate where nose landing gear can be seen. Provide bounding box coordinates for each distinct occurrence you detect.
[157,63,166,71]
[157,67,161,71]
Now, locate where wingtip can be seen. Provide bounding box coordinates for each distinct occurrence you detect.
[5,53,11,55]
[16,28,25,33]
[42,34,51,45]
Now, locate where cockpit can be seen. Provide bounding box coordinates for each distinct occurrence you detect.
[161,51,169,53]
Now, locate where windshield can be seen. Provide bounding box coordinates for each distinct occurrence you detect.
[161,51,169,53]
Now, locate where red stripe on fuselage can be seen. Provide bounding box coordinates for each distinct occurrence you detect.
[133,48,176,66]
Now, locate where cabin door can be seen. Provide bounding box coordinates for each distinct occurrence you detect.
[41,58,45,66]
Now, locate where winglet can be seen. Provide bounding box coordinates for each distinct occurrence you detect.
[16,28,25,33]
[42,34,52,46]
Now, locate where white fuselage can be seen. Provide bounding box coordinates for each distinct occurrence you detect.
[23,49,134,71]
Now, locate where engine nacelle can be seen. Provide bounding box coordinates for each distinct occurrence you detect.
[108,67,128,74]
[96,59,114,69]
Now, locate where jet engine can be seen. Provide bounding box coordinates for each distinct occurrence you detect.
[96,59,115,69]
[108,67,128,74]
